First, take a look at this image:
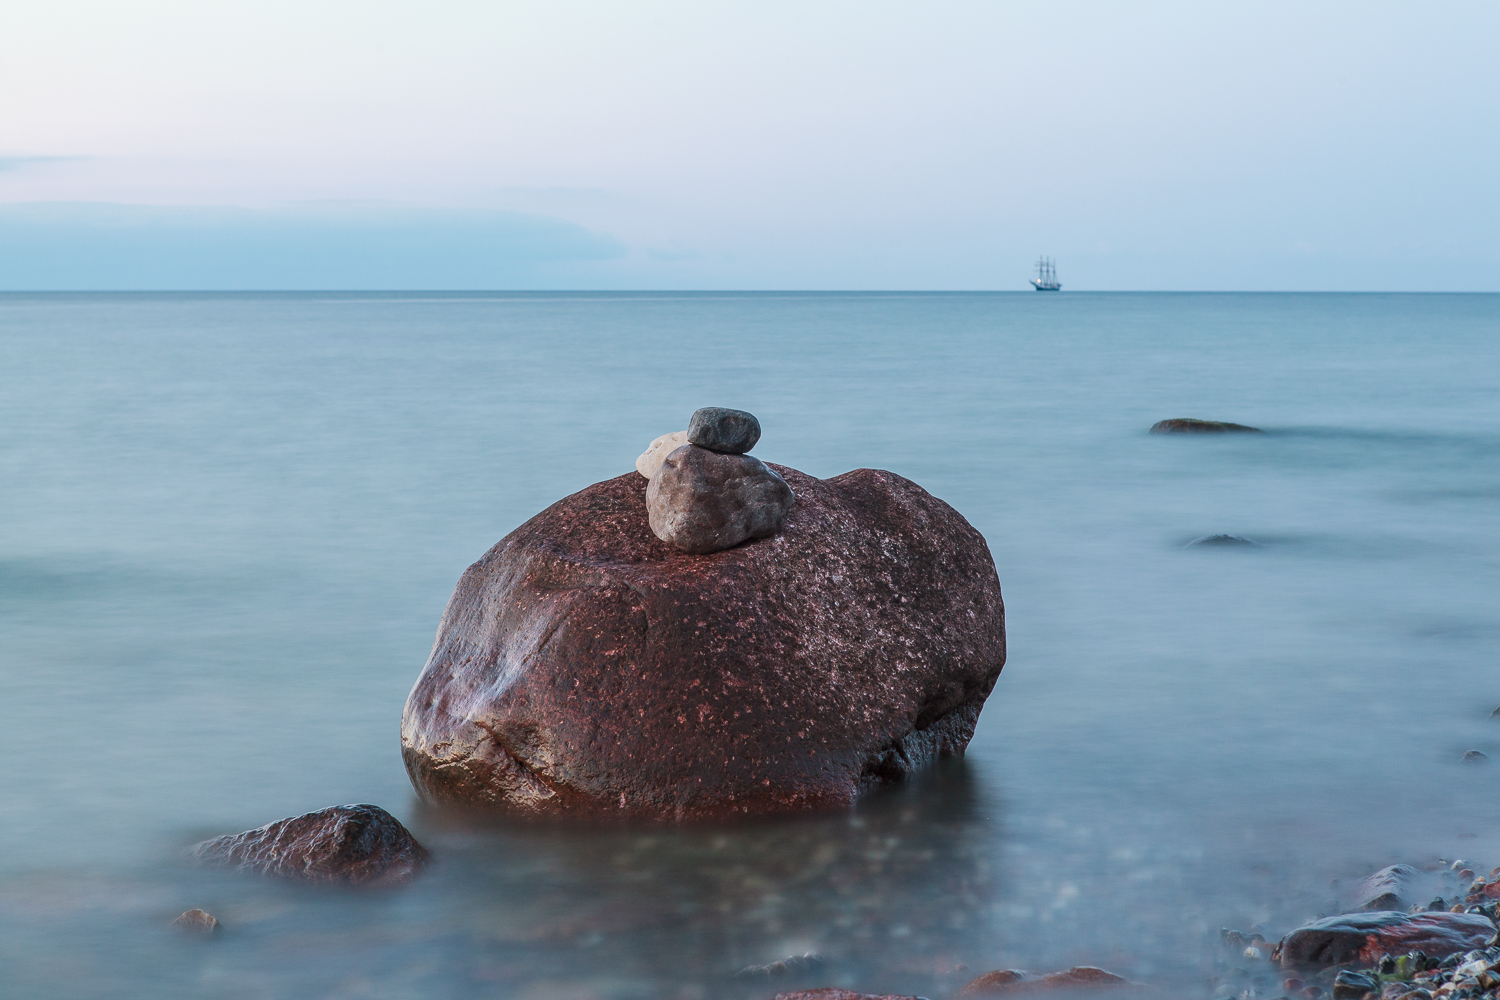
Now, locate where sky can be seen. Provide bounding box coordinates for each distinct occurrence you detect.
[1,1,1497,290]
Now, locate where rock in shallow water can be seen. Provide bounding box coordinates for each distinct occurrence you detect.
[687,406,761,454]
[191,804,429,885]
[646,444,794,554]
[401,465,1005,822]
[170,909,220,935]
[1274,911,1495,969]
[771,992,926,1000]
[635,430,689,480]
[1358,864,1422,911]
[1186,534,1257,548]
[1151,418,1263,434]
[956,967,1137,995]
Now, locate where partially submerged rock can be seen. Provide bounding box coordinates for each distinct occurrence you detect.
[771,992,926,1000]
[646,445,794,554]
[957,967,1137,995]
[1274,911,1495,969]
[402,466,1006,822]
[191,804,429,885]
[635,430,689,480]
[1185,534,1257,548]
[170,908,220,936]
[1151,418,1263,434]
[1357,864,1422,911]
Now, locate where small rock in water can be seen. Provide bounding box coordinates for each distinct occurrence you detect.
[1186,534,1258,548]
[1462,750,1488,764]
[956,967,1137,995]
[686,406,761,454]
[190,804,429,885]
[1150,418,1263,434]
[1427,898,1447,911]
[738,953,824,977]
[1358,865,1421,911]
[170,909,220,935]
[646,445,793,554]
[771,991,926,1000]
[636,430,689,480]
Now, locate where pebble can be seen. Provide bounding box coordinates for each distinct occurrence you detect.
[635,430,689,480]
[687,407,761,454]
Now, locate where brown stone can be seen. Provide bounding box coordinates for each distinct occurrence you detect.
[646,444,794,554]
[1273,911,1495,969]
[1357,864,1421,911]
[1150,418,1263,434]
[957,967,1137,995]
[170,908,220,935]
[770,992,925,1000]
[190,804,429,885]
[402,465,1006,822]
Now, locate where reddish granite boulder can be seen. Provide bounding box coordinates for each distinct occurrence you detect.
[957,968,1137,995]
[1274,911,1495,969]
[402,465,1005,822]
[190,804,429,885]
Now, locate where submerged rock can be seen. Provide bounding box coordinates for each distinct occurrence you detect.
[636,430,689,480]
[1274,911,1495,969]
[646,444,794,554]
[402,466,1006,822]
[1462,750,1488,764]
[190,804,429,885]
[738,954,825,977]
[1358,864,1422,911]
[169,909,220,935]
[771,991,926,1000]
[1186,534,1258,548]
[687,406,761,454]
[956,967,1137,995]
[1151,418,1263,434]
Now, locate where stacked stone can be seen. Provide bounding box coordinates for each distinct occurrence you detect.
[636,407,795,555]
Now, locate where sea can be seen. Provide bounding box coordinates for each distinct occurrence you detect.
[2,291,1499,1000]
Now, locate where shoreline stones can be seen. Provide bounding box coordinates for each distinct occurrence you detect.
[1273,911,1495,969]
[1151,418,1264,434]
[402,464,1006,822]
[190,804,429,885]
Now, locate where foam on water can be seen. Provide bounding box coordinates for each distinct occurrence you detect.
[2,291,1499,998]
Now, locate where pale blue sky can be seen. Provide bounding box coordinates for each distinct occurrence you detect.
[1,1,1496,290]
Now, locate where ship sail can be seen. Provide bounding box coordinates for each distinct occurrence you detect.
[1030,256,1061,291]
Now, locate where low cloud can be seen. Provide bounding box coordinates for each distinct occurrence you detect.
[0,202,626,289]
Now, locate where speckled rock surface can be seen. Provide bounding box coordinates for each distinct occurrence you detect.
[402,465,1005,822]
[957,967,1136,995]
[1150,418,1263,434]
[646,444,794,554]
[190,804,429,884]
[635,430,689,480]
[1274,911,1495,969]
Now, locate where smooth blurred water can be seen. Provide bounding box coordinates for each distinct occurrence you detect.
[3,291,1500,999]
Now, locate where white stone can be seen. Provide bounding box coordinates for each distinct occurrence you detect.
[635,430,689,480]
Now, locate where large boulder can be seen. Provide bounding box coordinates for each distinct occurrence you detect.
[190,804,429,885]
[1274,911,1496,969]
[401,465,1005,822]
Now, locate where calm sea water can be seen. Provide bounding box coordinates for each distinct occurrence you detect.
[3,291,1500,1000]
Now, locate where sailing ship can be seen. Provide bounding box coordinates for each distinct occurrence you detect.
[1030,256,1061,291]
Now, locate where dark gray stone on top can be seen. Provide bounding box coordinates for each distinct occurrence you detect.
[687,407,761,454]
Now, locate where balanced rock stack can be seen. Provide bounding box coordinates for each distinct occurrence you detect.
[637,407,795,555]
